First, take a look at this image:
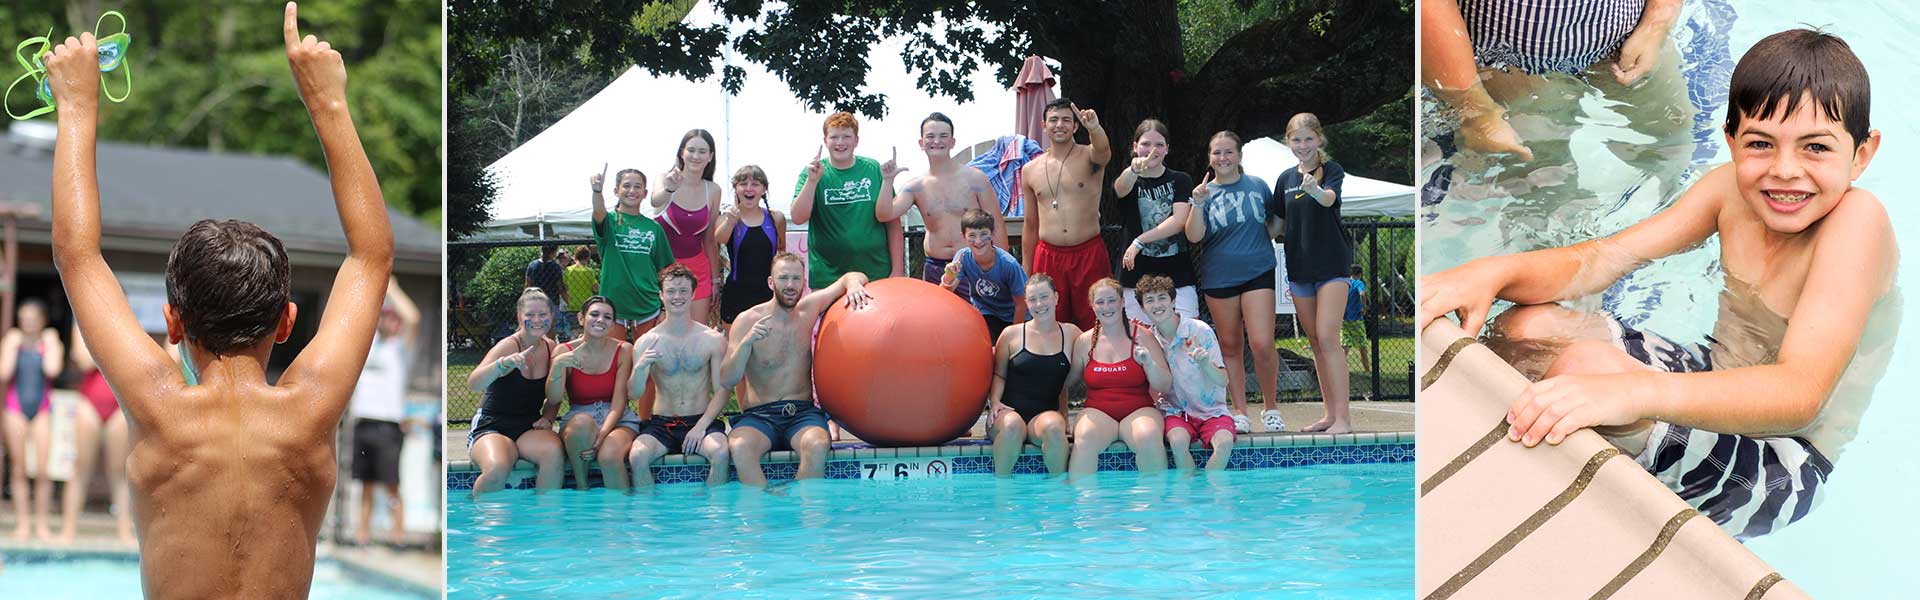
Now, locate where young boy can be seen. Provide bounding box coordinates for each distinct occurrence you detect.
[941,209,1028,342]
[1138,275,1235,470]
[47,4,395,596]
[1342,265,1371,372]
[792,111,906,288]
[1419,29,1896,540]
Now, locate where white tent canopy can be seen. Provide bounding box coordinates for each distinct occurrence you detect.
[1240,137,1414,218]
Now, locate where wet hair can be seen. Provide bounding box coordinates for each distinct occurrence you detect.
[1134,119,1170,142]
[515,288,550,315]
[579,294,615,316]
[823,112,860,136]
[675,129,718,181]
[1026,273,1056,294]
[164,219,291,355]
[1134,274,1174,307]
[771,251,807,272]
[921,112,954,136]
[658,263,697,290]
[616,168,647,189]
[1286,113,1330,162]
[961,208,994,233]
[1725,29,1871,147]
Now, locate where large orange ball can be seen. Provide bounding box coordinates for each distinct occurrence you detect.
[814,277,991,447]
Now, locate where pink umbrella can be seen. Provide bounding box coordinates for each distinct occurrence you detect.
[1013,56,1056,150]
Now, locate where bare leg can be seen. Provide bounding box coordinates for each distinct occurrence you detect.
[560,413,599,490]
[30,413,53,541]
[356,480,376,544]
[1241,290,1282,417]
[596,428,639,490]
[728,428,772,487]
[1119,408,1167,473]
[1031,411,1070,476]
[102,410,132,544]
[1298,283,1352,434]
[990,411,1028,477]
[60,405,101,544]
[1167,425,1195,470]
[1205,296,1250,418]
[1206,430,1235,470]
[468,433,521,496]
[383,482,404,543]
[2,410,27,539]
[697,432,731,486]
[516,430,565,491]
[626,434,667,488]
[792,427,831,480]
[1068,411,1120,478]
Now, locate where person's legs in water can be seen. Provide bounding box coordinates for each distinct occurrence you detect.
[1119,407,1167,472]
[989,410,1029,477]
[1165,415,1197,470]
[695,429,730,486]
[559,411,600,491]
[468,433,521,496]
[102,408,133,544]
[595,426,639,490]
[626,433,668,488]
[59,401,103,544]
[1067,410,1120,479]
[517,429,565,491]
[791,425,831,480]
[727,427,774,487]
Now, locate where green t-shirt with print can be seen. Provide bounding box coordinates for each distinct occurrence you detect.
[594,211,676,320]
[794,156,890,289]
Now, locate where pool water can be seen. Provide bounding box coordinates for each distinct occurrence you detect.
[449,464,1413,598]
[1422,0,1920,595]
[0,556,430,599]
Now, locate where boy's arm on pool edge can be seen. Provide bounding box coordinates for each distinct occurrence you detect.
[47,39,177,415]
[1491,165,1726,305]
[278,4,395,417]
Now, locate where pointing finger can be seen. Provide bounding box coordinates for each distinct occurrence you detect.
[815,145,823,160]
[284,2,301,51]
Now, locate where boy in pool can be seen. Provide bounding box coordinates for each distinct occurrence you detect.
[1419,29,1898,540]
[46,3,394,596]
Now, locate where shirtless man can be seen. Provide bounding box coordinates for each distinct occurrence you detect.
[1020,98,1111,330]
[877,112,1005,302]
[624,264,732,486]
[46,4,394,597]
[721,253,871,486]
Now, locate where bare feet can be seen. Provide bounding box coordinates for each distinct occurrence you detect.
[10,522,27,540]
[117,526,136,547]
[1301,417,1335,433]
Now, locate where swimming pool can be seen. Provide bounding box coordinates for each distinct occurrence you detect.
[1421,0,1920,594]
[0,552,433,599]
[448,463,1412,598]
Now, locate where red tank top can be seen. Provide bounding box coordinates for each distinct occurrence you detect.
[562,341,625,406]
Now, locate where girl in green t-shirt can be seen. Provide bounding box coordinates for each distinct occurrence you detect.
[589,166,677,342]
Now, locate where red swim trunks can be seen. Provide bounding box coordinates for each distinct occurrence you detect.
[1032,236,1110,330]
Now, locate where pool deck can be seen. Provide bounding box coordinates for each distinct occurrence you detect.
[0,510,443,592]
[446,400,1416,485]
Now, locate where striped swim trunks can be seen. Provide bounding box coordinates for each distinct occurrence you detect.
[1461,0,1645,76]
[1606,317,1832,540]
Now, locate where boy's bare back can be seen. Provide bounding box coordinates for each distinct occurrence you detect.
[45,4,393,598]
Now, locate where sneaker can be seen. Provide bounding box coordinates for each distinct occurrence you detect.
[1232,413,1252,434]
[1262,410,1286,433]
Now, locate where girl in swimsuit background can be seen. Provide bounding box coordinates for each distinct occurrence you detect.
[2,299,63,540]
[466,288,565,496]
[652,130,725,325]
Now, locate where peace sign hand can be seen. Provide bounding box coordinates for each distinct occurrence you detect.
[1192,171,1216,202]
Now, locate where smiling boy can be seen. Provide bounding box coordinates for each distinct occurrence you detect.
[1419,29,1899,539]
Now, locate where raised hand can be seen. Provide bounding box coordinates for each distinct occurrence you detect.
[1186,342,1211,365]
[41,33,100,112]
[941,259,962,289]
[745,318,773,344]
[550,350,579,373]
[881,147,907,180]
[283,2,348,109]
[1192,171,1216,202]
[590,163,607,193]
[805,146,825,179]
[1132,338,1156,366]
[664,166,684,193]
[1301,169,1318,189]
[1074,103,1100,130]
[635,341,663,370]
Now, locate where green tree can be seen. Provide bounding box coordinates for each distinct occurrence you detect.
[2,1,442,221]
[447,0,1412,234]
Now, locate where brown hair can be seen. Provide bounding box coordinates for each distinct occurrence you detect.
[1134,118,1170,142]
[1725,29,1871,147]
[1134,274,1174,307]
[658,263,697,290]
[961,208,994,233]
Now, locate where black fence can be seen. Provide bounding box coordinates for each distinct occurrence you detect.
[446,219,1412,423]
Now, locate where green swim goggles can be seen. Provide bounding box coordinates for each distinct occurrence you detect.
[6,11,133,121]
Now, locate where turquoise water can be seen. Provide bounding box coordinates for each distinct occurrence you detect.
[0,556,429,599]
[1423,1,1920,594]
[448,464,1413,598]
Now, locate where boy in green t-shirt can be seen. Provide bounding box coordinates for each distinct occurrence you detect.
[791,112,905,289]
